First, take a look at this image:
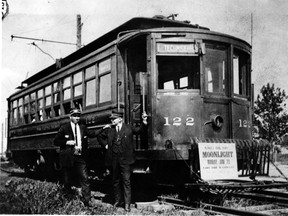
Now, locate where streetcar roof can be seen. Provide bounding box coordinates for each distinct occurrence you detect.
[21,16,208,86]
[11,16,250,96]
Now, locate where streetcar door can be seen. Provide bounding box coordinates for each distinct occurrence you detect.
[155,54,201,147]
[125,35,149,149]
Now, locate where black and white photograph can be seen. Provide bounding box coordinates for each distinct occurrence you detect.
[1,0,288,215]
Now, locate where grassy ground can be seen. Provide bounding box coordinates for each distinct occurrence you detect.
[0,176,206,215]
[1,154,287,215]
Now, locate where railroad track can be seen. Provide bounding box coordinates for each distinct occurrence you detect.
[158,188,288,216]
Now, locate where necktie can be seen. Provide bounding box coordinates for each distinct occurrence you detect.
[75,124,78,146]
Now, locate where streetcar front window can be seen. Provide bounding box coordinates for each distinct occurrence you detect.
[157,56,200,90]
[204,44,228,95]
[233,49,250,96]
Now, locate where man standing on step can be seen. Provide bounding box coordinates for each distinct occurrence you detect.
[102,111,148,212]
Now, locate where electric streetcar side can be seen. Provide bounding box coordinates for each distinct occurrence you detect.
[7,16,266,184]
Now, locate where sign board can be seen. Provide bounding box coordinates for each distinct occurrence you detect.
[157,43,198,54]
[198,143,238,180]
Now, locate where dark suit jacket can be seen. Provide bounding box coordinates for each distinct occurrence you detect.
[54,122,102,167]
[101,123,147,166]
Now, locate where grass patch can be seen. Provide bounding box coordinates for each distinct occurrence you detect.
[0,177,203,215]
[0,177,114,214]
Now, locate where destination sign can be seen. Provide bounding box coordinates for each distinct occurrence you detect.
[157,43,199,54]
[198,143,238,180]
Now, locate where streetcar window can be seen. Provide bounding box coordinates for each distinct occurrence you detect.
[30,102,36,122]
[45,107,52,119]
[11,100,18,125]
[19,98,23,124]
[85,65,96,107]
[63,76,71,113]
[37,89,43,121]
[24,95,29,103]
[53,81,61,103]
[99,59,111,103]
[63,77,71,88]
[63,77,71,100]
[73,71,83,110]
[86,79,96,106]
[53,81,61,118]
[204,44,228,95]
[45,96,51,106]
[73,99,83,110]
[37,99,43,121]
[44,85,52,120]
[54,105,61,117]
[63,89,71,100]
[37,89,43,98]
[99,73,111,103]
[12,108,17,125]
[45,85,51,95]
[30,93,36,122]
[63,102,71,114]
[74,85,82,97]
[85,65,95,79]
[31,92,36,101]
[99,59,111,75]
[73,71,83,84]
[233,49,250,96]
[23,95,29,124]
[157,56,200,90]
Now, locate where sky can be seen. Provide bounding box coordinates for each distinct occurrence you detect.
[1,0,288,153]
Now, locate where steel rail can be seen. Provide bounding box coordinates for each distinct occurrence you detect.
[231,191,288,205]
[199,202,269,216]
[254,190,288,198]
[157,195,269,216]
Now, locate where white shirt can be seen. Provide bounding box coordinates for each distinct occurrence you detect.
[71,122,82,148]
[116,122,122,132]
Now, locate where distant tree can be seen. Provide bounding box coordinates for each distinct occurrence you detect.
[253,83,288,143]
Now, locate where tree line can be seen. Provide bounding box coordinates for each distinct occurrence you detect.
[253,83,288,146]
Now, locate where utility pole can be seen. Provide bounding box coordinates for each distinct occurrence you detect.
[76,15,83,50]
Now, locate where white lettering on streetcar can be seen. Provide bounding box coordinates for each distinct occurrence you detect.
[163,116,194,126]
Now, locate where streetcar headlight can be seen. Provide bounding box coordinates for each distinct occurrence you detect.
[211,114,223,130]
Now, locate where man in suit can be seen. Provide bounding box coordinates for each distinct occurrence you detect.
[102,111,148,212]
[54,108,103,206]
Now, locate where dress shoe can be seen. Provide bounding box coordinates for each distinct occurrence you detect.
[125,204,131,212]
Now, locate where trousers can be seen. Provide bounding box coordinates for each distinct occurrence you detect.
[112,154,132,205]
[62,156,91,202]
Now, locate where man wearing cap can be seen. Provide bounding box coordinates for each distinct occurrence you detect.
[102,111,148,212]
[54,108,103,206]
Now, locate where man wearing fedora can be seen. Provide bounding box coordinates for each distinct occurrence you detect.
[54,108,103,206]
[102,111,148,212]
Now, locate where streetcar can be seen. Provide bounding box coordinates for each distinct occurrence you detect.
[7,16,270,186]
